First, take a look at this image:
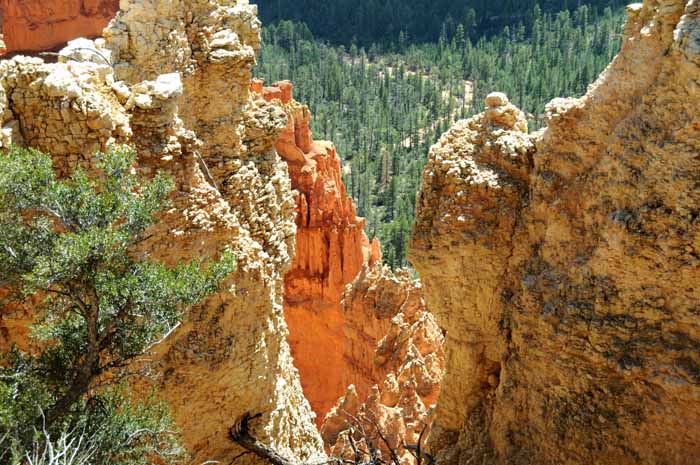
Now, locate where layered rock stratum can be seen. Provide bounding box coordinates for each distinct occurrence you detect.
[0,1,325,464]
[410,1,700,464]
[250,81,445,460]
[251,80,445,463]
[0,0,119,55]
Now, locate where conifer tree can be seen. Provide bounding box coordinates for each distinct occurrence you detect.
[0,146,236,465]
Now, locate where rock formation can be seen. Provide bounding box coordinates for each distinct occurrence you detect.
[0,2,445,462]
[0,0,119,55]
[251,81,446,461]
[253,80,385,423]
[410,1,700,464]
[0,1,325,464]
[321,266,444,465]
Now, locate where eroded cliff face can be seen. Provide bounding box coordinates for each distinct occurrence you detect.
[0,2,446,461]
[321,265,444,465]
[251,81,445,459]
[0,0,119,55]
[410,1,700,464]
[0,1,324,464]
[253,80,386,423]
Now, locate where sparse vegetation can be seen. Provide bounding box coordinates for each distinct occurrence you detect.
[0,146,236,465]
[230,411,432,465]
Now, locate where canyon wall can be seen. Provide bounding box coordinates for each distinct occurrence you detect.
[0,3,446,462]
[252,81,446,462]
[410,1,700,464]
[0,1,325,464]
[254,80,388,422]
[0,0,119,55]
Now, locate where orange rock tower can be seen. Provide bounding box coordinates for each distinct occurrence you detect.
[254,79,383,423]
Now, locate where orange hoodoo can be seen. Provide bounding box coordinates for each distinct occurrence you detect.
[253,79,383,424]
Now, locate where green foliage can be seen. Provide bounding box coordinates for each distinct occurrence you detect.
[0,146,236,465]
[5,427,98,465]
[0,384,182,465]
[257,4,624,268]
[258,0,623,46]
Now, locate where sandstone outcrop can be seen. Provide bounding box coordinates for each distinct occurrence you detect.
[252,81,445,461]
[0,0,119,56]
[0,2,324,464]
[410,1,700,464]
[253,80,384,423]
[321,265,444,465]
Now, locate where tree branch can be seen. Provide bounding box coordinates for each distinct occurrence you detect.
[229,413,352,465]
[229,413,298,465]
[364,416,401,465]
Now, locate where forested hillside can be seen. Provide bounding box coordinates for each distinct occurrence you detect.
[256,4,625,267]
[257,0,624,45]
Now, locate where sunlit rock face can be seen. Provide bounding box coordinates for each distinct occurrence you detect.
[0,2,445,463]
[410,2,700,464]
[0,0,119,55]
[255,82,445,464]
[0,2,325,465]
[321,265,444,465]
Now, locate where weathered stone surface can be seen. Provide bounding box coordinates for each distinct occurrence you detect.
[1,4,439,463]
[0,2,324,465]
[321,265,444,465]
[410,1,700,464]
[0,55,130,166]
[0,0,119,55]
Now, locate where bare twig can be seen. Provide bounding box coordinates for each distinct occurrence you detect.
[339,411,384,464]
[364,416,401,465]
[403,423,434,465]
[229,412,297,465]
[416,424,427,465]
[229,410,421,465]
[229,450,253,464]
[347,429,362,465]
[123,428,177,446]
[404,445,434,465]
[145,322,182,351]
[194,152,218,191]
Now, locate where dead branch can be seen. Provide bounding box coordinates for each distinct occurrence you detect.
[403,445,433,465]
[229,450,254,465]
[416,424,426,465]
[229,413,349,465]
[363,416,401,465]
[340,410,382,461]
[229,411,431,465]
[229,413,298,465]
[347,429,361,465]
